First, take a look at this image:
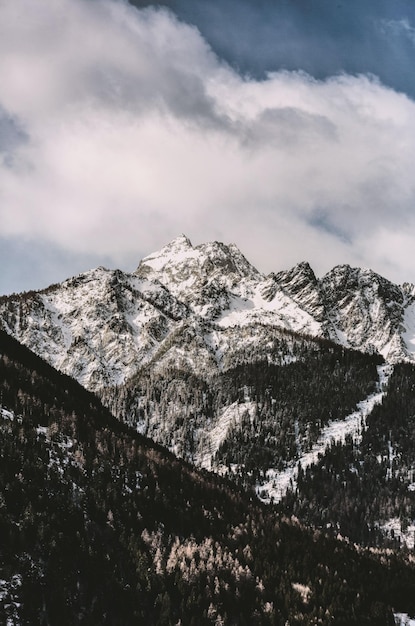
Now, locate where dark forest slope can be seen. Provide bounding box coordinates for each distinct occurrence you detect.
[0,329,414,625]
[279,362,415,549]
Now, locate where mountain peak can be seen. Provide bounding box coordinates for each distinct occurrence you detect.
[269,260,325,321]
[135,234,195,275]
[274,261,318,291]
[132,236,261,320]
[322,264,399,293]
[148,233,193,257]
[167,233,193,250]
[291,261,317,280]
[135,236,260,284]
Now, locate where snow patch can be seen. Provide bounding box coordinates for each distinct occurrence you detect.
[216,286,323,337]
[257,364,393,503]
[402,301,415,359]
[394,613,415,625]
[197,401,257,470]
[379,518,415,550]
[0,407,15,421]
[292,582,312,604]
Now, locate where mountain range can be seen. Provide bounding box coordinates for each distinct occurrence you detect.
[1,235,415,394]
[1,236,415,476]
[2,236,415,622]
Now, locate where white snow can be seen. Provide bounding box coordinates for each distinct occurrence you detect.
[379,518,415,550]
[216,285,323,337]
[394,613,415,625]
[0,407,22,424]
[0,407,15,421]
[3,236,415,397]
[256,364,393,503]
[197,401,257,470]
[402,301,415,359]
[139,234,197,272]
[292,582,312,604]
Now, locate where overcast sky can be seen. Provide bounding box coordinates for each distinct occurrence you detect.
[1,0,415,294]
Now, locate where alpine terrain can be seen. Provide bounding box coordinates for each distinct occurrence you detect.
[1,328,414,624]
[2,236,415,623]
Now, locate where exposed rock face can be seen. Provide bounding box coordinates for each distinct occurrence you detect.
[1,235,415,392]
[135,234,260,320]
[320,265,410,360]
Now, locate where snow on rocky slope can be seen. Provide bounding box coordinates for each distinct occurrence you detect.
[1,235,415,394]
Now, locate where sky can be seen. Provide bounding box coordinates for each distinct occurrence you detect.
[1,0,415,294]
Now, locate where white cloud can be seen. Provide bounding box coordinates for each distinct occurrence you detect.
[379,18,415,46]
[1,0,415,286]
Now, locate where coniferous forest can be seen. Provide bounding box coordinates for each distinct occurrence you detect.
[101,335,382,471]
[279,362,415,548]
[0,326,415,625]
[1,329,415,624]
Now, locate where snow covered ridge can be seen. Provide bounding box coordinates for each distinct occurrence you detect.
[1,234,415,391]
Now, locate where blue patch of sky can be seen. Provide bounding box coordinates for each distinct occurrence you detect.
[129,0,415,98]
[0,237,115,296]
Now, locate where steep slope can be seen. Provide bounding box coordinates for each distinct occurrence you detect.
[0,266,193,391]
[103,340,382,475]
[271,261,326,322]
[256,364,392,505]
[278,361,415,550]
[321,265,412,361]
[2,329,414,624]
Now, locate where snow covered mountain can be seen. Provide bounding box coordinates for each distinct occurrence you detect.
[2,237,415,556]
[1,235,414,394]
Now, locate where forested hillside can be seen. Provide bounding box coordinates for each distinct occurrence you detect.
[101,337,382,479]
[278,362,415,549]
[1,328,414,624]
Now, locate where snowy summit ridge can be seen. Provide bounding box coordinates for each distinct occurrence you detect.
[1,235,415,391]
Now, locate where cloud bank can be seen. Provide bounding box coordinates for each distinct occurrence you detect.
[1,0,415,291]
